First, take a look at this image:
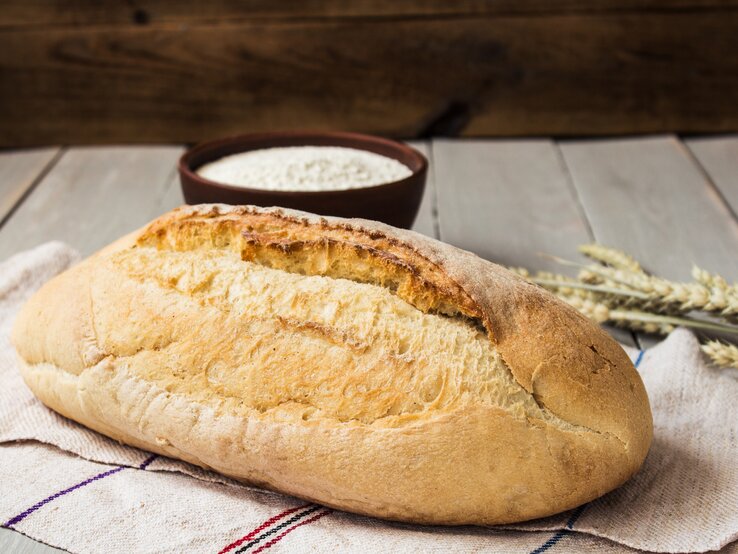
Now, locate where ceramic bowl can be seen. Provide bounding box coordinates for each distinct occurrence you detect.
[178,131,428,229]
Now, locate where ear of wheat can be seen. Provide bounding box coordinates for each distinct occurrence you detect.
[511,244,738,369]
[578,264,738,318]
[578,244,644,273]
[701,341,738,369]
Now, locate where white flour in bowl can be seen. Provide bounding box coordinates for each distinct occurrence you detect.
[196,146,412,192]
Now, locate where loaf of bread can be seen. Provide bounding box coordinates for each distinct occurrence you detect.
[12,204,652,525]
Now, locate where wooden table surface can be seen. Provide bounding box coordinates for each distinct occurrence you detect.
[1,135,737,553]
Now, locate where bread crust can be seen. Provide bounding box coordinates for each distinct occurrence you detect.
[12,204,653,525]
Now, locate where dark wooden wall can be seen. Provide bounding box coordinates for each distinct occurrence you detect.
[1,1,737,146]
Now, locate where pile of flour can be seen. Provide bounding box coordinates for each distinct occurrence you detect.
[196,146,412,192]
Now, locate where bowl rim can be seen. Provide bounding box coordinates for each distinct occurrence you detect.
[178,130,428,197]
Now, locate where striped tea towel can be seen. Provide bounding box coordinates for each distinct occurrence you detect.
[0,242,737,554]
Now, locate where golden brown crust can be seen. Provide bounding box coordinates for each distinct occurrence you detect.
[138,204,651,452]
[11,204,653,525]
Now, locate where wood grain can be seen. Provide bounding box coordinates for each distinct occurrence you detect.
[432,138,635,346]
[686,136,738,218]
[4,0,737,27]
[0,146,183,259]
[1,10,737,146]
[0,148,60,226]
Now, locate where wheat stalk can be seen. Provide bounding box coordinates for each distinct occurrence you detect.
[534,279,649,300]
[511,245,738,369]
[555,290,675,334]
[514,267,671,311]
[613,268,737,317]
[701,340,738,369]
[552,291,738,336]
[565,260,738,318]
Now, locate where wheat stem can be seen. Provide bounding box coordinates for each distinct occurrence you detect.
[609,311,738,335]
[546,255,738,317]
[552,290,738,336]
[530,278,650,299]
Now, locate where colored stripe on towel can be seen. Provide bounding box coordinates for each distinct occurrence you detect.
[528,505,587,554]
[527,349,645,553]
[233,505,326,554]
[251,509,333,554]
[218,505,312,554]
[2,454,158,528]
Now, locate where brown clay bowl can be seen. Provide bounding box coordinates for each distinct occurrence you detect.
[178,131,428,229]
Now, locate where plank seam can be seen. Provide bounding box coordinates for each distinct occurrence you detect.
[554,140,639,348]
[0,147,65,232]
[152,155,184,210]
[553,141,596,242]
[681,139,738,224]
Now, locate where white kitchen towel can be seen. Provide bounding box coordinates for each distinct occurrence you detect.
[0,242,736,554]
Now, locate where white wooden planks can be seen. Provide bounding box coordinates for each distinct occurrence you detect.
[560,136,738,282]
[0,147,61,225]
[432,138,592,272]
[407,140,438,239]
[686,135,738,217]
[0,146,183,260]
[431,138,636,346]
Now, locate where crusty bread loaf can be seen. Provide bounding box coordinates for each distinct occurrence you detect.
[12,204,652,525]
